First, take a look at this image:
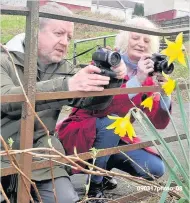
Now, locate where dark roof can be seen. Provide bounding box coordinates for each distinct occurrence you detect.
[92,0,136,9]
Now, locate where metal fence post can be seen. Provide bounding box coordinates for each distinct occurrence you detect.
[103,37,106,47]
[17,1,39,202]
[73,41,77,65]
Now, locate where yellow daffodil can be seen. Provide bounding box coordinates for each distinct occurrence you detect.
[161,32,187,67]
[162,73,176,96]
[106,114,136,141]
[140,96,154,112]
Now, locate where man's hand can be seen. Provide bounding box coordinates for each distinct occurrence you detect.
[68,65,110,91]
[111,59,127,79]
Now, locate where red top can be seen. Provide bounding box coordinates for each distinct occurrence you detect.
[56,76,171,172]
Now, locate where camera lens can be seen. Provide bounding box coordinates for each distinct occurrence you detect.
[108,52,121,66]
[161,61,174,74]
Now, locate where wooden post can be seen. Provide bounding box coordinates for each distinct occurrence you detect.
[17,1,39,202]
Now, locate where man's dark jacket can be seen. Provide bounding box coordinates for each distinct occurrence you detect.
[1,33,75,181]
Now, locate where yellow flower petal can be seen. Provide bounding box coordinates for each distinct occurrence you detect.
[162,78,176,96]
[116,127,126,137]
[140,96,153,112]
[168,55,176,67]
[126,122,136,141]
[175,32,183,46]
[160,49,167,55]
[107,113,136,140]
[107,115,121,120]
[164,38,175,47]
[161,32,186,67]
[162,72,169,80]
[177,52,187,68]
[106,119,121,130]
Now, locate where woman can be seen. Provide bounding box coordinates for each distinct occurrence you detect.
[56,17,171,199]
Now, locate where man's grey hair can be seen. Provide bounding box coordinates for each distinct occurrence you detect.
[115,17,160,54]
[39,2,73,30]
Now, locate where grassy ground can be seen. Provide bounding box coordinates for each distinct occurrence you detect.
[1,14,189,79]
[1,15,118,64]
[1,15,26,43]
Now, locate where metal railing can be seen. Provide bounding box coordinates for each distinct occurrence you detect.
[73,34,116,65]
[73,22,189,65]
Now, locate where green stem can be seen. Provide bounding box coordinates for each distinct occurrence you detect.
[132,109,189,187]
[175,82,190,146]
[159,165,178,203]
[137,116,189,199]
[184,49,189,70]
[159,93,189,167]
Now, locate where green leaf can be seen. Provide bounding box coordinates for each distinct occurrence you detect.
[159,166,178,203]
[178,198,188,203]
[89,147,101,157]
[48,138,53,148]
[7,138,14,148]
[132,109,189,199]
[160,93,189,170]
[142,112,189,183]
[132,110,142,122]
[175,82,190,146]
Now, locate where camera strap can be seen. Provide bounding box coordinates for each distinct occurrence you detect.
[66,45,98,60]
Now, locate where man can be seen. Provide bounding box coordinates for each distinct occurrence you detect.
[1,2,126,203]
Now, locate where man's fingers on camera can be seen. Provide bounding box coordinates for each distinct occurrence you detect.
[87,79,109,86]
[83,85,104,92]
[84,65,101,74]
[87,73,110,81]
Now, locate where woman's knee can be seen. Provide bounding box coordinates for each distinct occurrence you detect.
[95,116,120,147]
[129,152,166,180]
[96,115,119,130]
[144,157,165,179]
[150,158,165,178]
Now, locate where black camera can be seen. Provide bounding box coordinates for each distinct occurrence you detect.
[150,53,174,75]
[92,47,121,78]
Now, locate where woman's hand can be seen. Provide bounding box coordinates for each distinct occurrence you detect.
[111,59,127,79]
[105,46,127,79]
[136,54,154,84]
[154,72,168,96]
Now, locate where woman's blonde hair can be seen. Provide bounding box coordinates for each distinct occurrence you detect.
[115,17,160,54]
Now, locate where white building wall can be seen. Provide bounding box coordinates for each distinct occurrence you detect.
[176,10,190,18]
[1,0,26,6]
[144,0,190,16]
[55,0,92,7]
[91,5,133,21]
[1,0,92,7]
[144,0,174,16]
[174,0,190,13]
